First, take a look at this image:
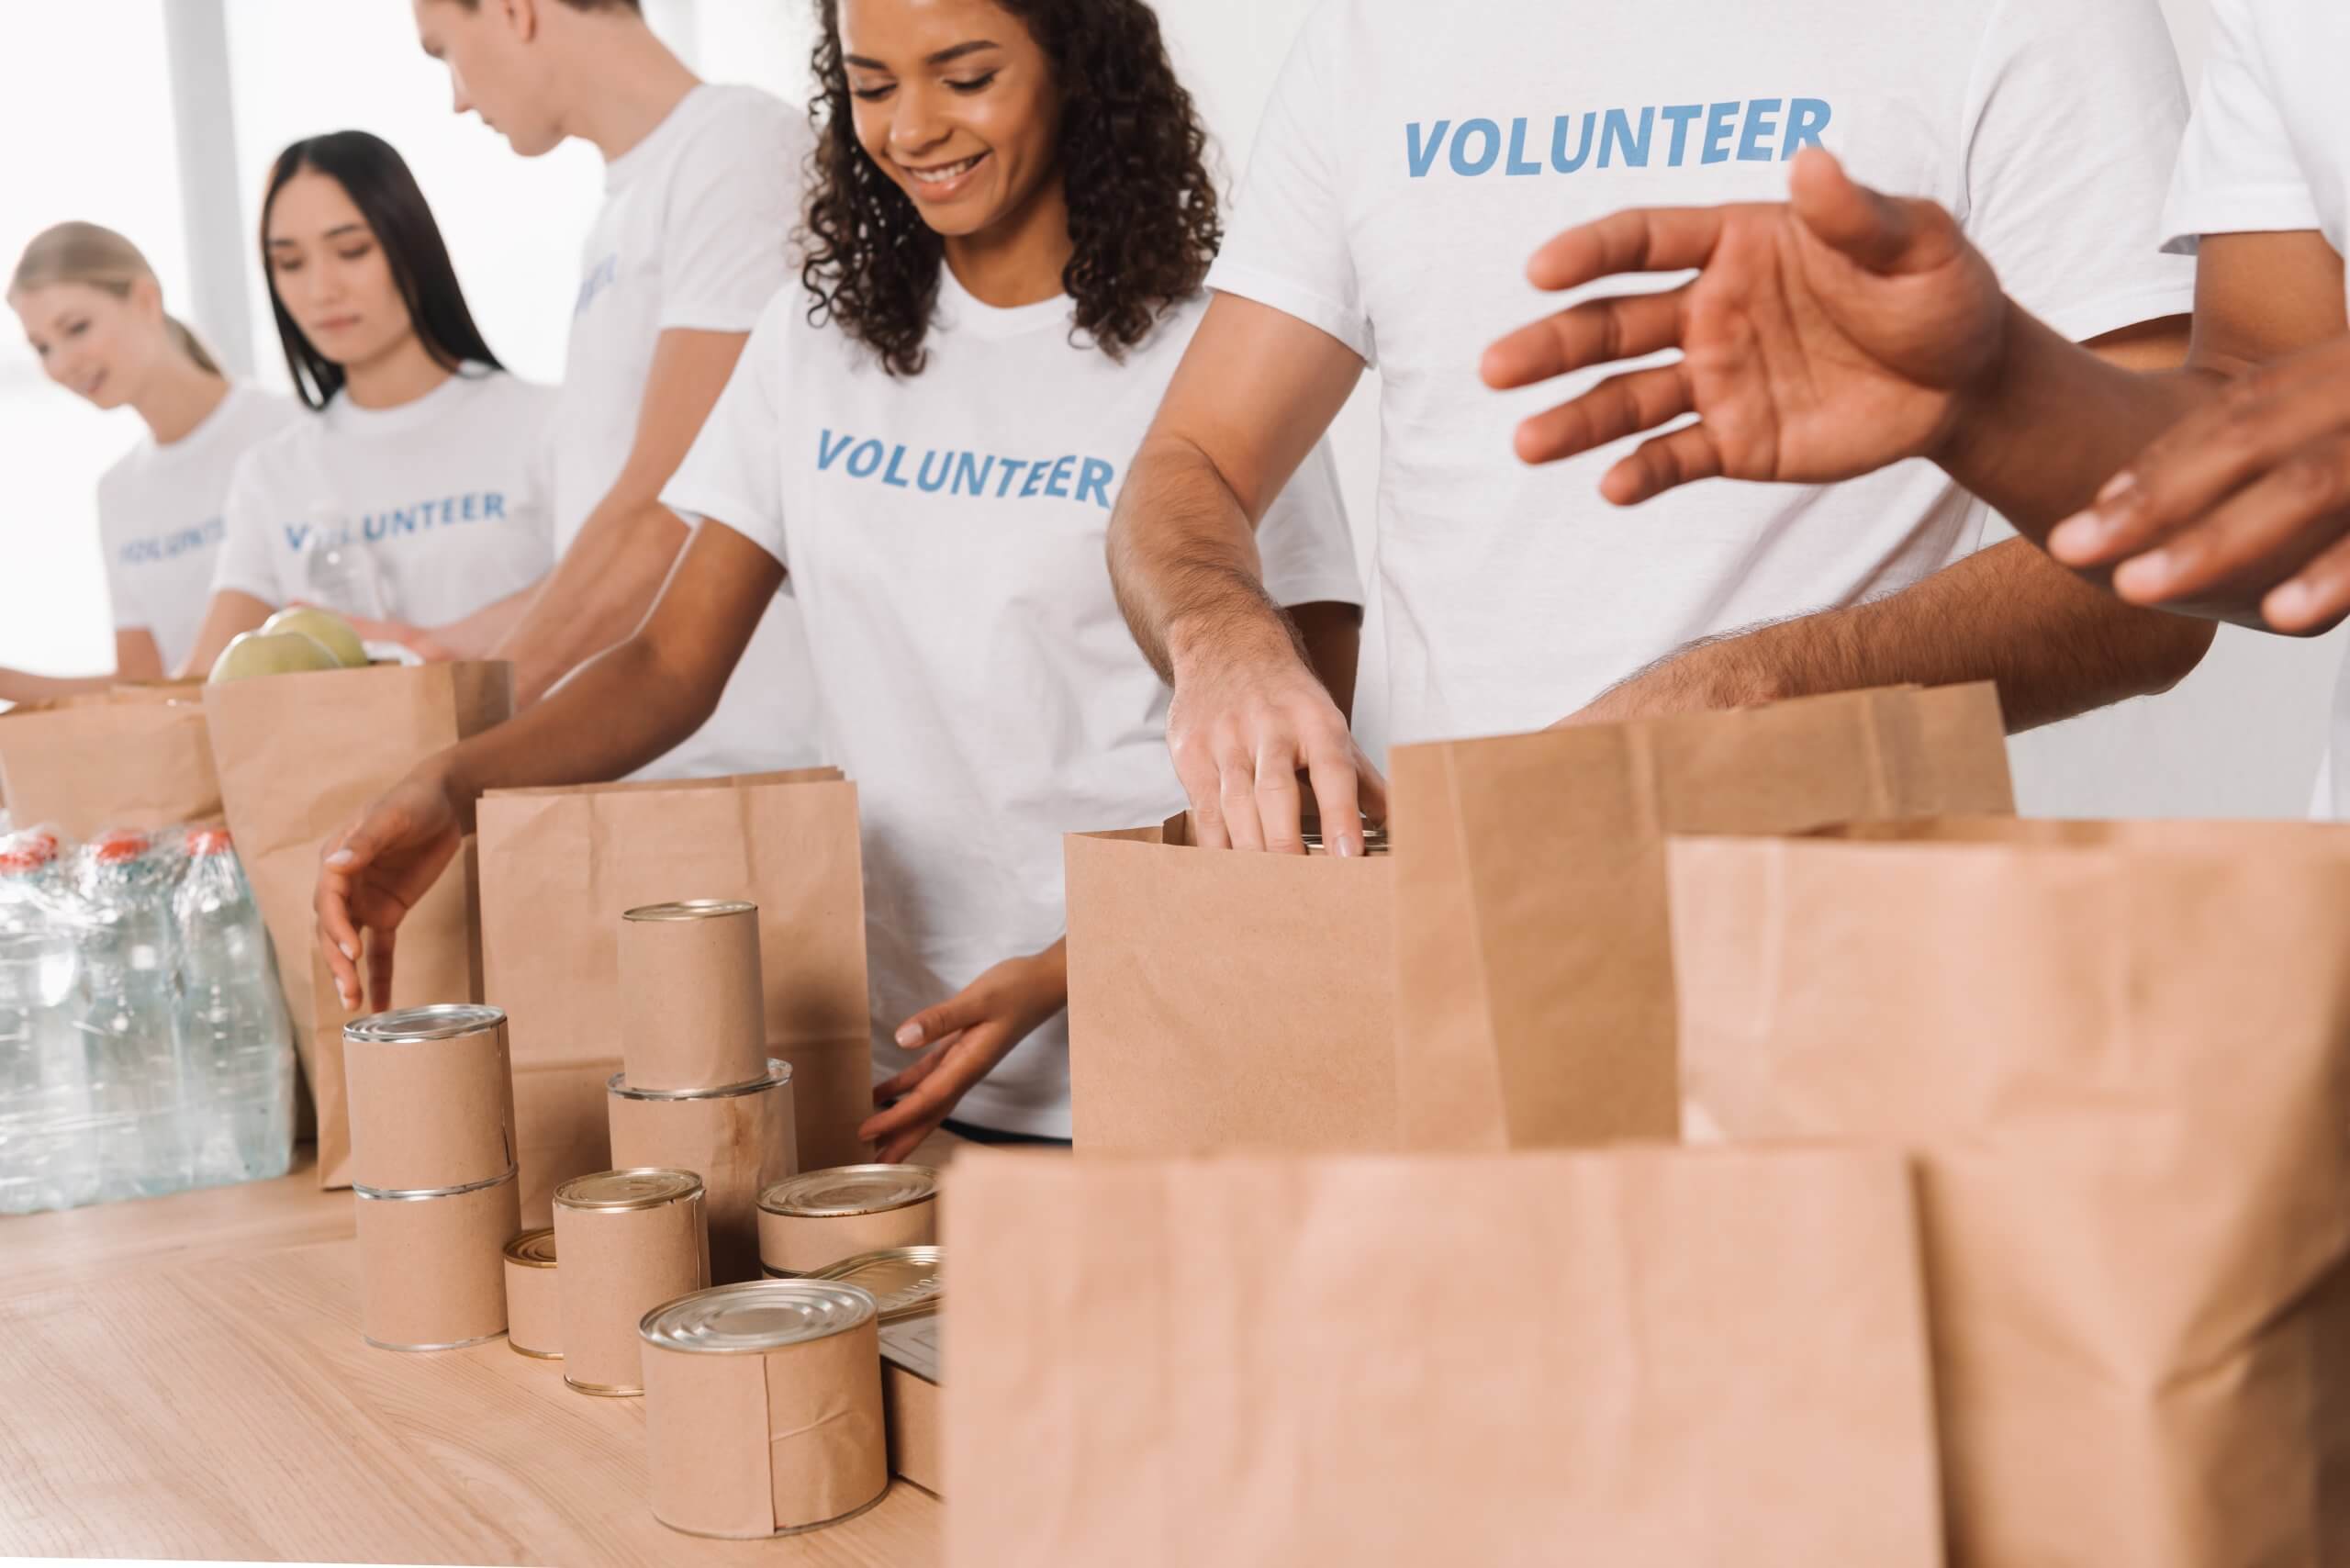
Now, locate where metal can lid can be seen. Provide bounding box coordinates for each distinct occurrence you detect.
[554,1167,704,1213]
[504,1226,558,1268]
[1301,822,1391,855]
[621,899,757,923]
[186,827,233,857]
[344,1002,508,1044]
[758,1163,938,1218]
[808,1246,942,1321]
[639,1280,876,1354]
[606,1058,791,1103]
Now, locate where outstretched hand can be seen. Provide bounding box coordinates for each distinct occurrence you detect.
[1481,148,2011,503]
[315,764,464,1014]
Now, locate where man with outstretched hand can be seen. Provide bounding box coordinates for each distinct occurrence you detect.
[1484,0,2350,808]
[1110,0,2211,856]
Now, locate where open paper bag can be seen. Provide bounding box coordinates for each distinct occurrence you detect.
[945,1145,1944,1566]
[1669,817,2350,1566]
[205,662,512,1187]
[1389,680,2012,1150]
[477,769,868,1225]
[0,693,222,839]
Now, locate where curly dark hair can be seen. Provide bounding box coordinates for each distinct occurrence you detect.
[800,0,1221,377]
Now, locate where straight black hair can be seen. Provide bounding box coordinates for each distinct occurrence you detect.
[260,130,502,410]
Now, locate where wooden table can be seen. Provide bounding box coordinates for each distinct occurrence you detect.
[0,1142,956,1566]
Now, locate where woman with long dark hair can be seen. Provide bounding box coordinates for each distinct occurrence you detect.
[183,131,555,672]
[317,0,1361,1158]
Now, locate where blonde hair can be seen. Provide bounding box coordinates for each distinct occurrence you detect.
[9,221,223,377]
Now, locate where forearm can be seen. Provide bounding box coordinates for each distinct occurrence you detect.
[492,497,688,705]
[1109,435,1302,682]
[0,668,118,704]
[431,583,539,661]
[1940,304,2225,547]
[1622,538,2214,732]
[434,633,717,831]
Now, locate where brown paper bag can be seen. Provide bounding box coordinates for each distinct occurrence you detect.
[1064,815,1395,1153]
[0,698,222,839]
[477,771,868,1225]
[1391,681,2013,1151]
[945,1145,1944,1566]
[205,663,512,1189]
[1668,819,2350,1568]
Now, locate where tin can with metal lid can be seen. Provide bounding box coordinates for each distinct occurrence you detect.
[608,1059,796,1284]
[343,1003,518,1193]
[757,1164,938,1277]
[502,1226,562,1360]
[552,1168,710,1395]
[808,1246,942,1322]
[620,900,767,1092]
[638,1280,890,1539]
[353,1165,520,1352]
[1301,822,1392,857]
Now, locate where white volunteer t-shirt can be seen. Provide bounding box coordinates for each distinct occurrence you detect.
[95,384,299,671]
[556,82,822,781]
[666,273,1363,1137]
[2157,0,2350,819]
[1213,0,2197,745]
[211,367,557,625]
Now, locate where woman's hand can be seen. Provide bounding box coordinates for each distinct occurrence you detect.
[315,759,464,1013]
[861,943,1069,1163]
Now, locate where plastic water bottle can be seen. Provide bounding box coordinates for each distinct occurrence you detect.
[71,829,190,1201]
[301,510,395,621]
[173,829,295,1187]
[0,828,91,1214]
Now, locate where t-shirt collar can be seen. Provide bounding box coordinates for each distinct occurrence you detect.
[934,259,1073,342]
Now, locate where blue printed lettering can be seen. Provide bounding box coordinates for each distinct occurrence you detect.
[462,494,480,521]
[392,508,419,538]
[1785,98,1831,156]
[1449,118,1502,176]
[847,440,885,479]
[1019,461,1048,499]
[1739,99,1782,162]
[817,430,856,471]
[1076,459,1114,510]
[995,460,1027,498]
[916,451,952,493]
[1599,106,1653,168]
[284,524,312,554]
[1405,119,1451,179]
[880,444,912,488]
[484,492,507,520]
[1044,455,1075,498]
[954,452,996,497]
[363,513,389,543]
[1551,112,1596,174]
[1660,104,1702,167]
[1702,101,1739,164]
[1505,118,1541,177]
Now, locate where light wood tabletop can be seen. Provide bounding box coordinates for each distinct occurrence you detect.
[0,1137,962,1567]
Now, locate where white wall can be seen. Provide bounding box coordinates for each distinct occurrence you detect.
[8,0,2330,818]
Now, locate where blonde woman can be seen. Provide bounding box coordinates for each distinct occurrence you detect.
[6,224,297,697]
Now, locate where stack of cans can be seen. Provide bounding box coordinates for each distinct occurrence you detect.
[605,902,800,1282]
[345,1004,521,1351]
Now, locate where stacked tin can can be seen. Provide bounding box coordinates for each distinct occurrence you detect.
[605,902,800,1282]
[345,1004,521,1351]
[552,1167,710,1395]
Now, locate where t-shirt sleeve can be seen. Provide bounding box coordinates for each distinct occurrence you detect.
[2160,0,2320,252]
[1959,0,2198,343]
[1201,8,1374,365]
[93,471,144,633]
[661,296,790,569]
[208,449,283,603]
[657,98,803,334]
[1256,439,1362,610]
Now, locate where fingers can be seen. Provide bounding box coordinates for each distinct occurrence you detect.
[873,1040,952,1105]
[2051,372,2350,568]
[1300,728,1363,857]
[2267,529,2350,635]
[895,989,986,1053]
[1526,207,1726,294]
[364,924,397,1015]
[1253,749,1306,856]
[1787,147,1931,274]
[1169,731,1230,850]
[861,1025,1004,1156]
[2108,443,2350,610]
[1601,421,1728,506]
[1351,745,1391,828]
[1481,285,1690,392]
[316,841,365,1010]
[1216,744,1268,853]
[1512,364,1695,467]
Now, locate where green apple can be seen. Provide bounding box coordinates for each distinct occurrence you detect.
[260,606,367,668]
[207,631,341,684]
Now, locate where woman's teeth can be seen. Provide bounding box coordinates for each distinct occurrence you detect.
[907,154,983,186]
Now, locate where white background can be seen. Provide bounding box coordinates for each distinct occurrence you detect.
[4,0,2332,817]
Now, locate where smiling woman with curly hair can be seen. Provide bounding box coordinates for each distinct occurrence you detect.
[313,0,1363,1162]
[801,0,1223,375]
